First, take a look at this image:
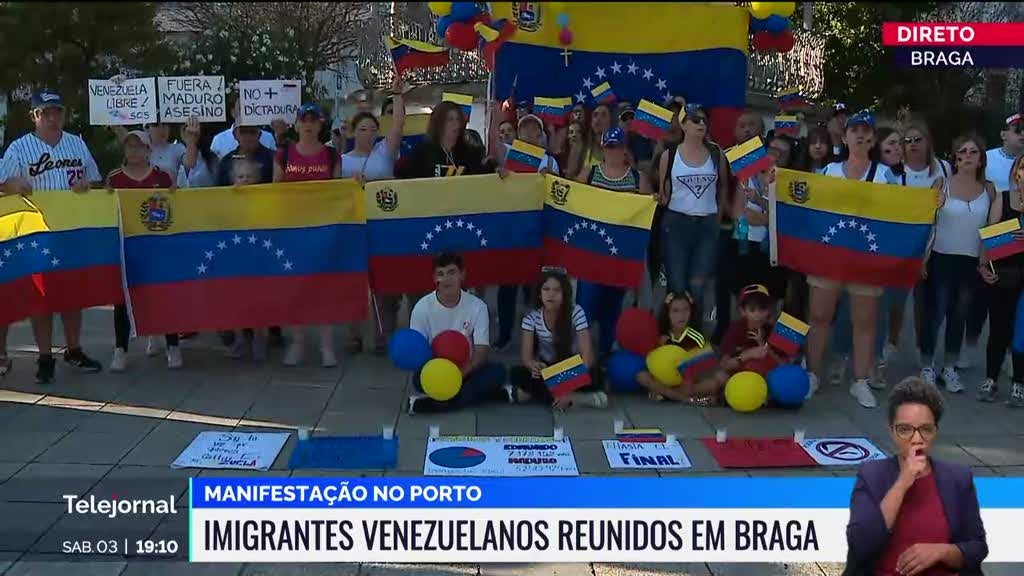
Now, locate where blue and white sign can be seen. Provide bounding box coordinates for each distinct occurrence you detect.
[424,436,578,477]
[800,437,886,466]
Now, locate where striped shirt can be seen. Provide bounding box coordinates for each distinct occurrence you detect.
[587,164,640,192]
[0,131,101,192]
[666,326,707,351]
[521,304,589,364]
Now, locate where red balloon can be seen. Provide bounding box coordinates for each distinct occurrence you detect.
[558,27,574,46]
[615,308,660,355]
[776,30,795,52]
[752,31,774,52]
[471,11,492,25]
[431,330,471,367]
[445,21,478,51]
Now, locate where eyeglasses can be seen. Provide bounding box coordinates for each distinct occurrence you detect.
[903,136,924,144]
[893,423,937,440]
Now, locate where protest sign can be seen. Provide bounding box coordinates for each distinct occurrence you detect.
[158,76,225,122]
[602,439,692,469]
[88,77,157,126]
[171,431,289,471]
[424,436,578,477]
[238,79,301,126]
[800,437,886,466]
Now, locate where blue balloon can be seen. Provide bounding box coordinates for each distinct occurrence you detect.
[388,328,432,372]
[608,350,647,392]
[436,14,453,38]
[766,364,810,407]
[750,17,769,33]
[764,14,790,34]
[556,13,570,28]
[449,1,480,22]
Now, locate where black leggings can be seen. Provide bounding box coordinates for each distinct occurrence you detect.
[986,285,1024,382]
[509,365,603,405]
[114,305,178,350]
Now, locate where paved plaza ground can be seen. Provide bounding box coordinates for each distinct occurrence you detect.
[1,304,1022,575]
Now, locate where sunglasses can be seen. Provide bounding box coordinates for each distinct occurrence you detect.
[903,136,924,144]
[686,116,707,125]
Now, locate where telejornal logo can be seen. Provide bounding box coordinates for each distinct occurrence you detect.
[63,494,178,519]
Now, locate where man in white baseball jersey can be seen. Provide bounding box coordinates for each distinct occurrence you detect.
[0,90,104,383]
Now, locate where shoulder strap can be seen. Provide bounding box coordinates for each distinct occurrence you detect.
[708,142,721,174]
[939,159,948,179]
[662,145,677,197]
[985,180,997,202]
[586,165,599,185]
[901,171,907,186]
[866,161,878,182]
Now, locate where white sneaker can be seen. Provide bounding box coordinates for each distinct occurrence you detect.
[942,366,964,393]
[145,336,160,357]
[283,341,304,366]
[569,390,608,409]
[849,379,878,408]
[882,342,898,365]
[805,372,819,400]
[870,363,887,390]
[830,355,848,386]
[320,346,338,368]
[110,348,128,372]
[921,366,938,388]
[166,346,183,370]
[955,347,974,370]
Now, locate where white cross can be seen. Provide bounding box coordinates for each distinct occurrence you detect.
[283,261,293,270]
[233,235,242,245]
[217,241,227,250]
[611,62,622,74]
[197,263,208,274]
[627,62,638,74]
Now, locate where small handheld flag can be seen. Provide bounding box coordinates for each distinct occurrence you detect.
[777,89,811,111]
[676,346,719,382]
[386,37,450,75]
[774,115,800,138]
[768,312,810,357]
[726,137,773,181]
[980,218,1024,261]
[541,354,592,398]
[534,97,572,128]
[616,428,667,443]
[630,99,673,141]
[590,82,616,105]
[505,139,547,173]
[442,92,474,122]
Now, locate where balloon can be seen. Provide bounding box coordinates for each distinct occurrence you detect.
[436,14,453,39]
[752,31,774,51]
[470,11,491,25]
[431,329,471,367]
[449,1,480,22]
[445,21,479,51]
[608,350,647,392]
[750,17,769,34]
[615,308,659,355]
[428,1,452,16]
[556,13,570,28]
[725,371,768,413]
[776,30,795,53]
[558,27,574,46]
[766,364,809,407]
[750,2,774,20]
[388,328,432,371]
[773,1,796,17]
[420,358,463,401]
[764,14,790,34]
[645,345,688,387]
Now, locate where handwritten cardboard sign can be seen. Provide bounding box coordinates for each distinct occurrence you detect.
[238,79,302,126]
[88,77,157,126]
[158,76,225,123]
[171,431,289,471]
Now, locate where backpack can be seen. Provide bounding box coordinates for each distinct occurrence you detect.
[280,142,339,177]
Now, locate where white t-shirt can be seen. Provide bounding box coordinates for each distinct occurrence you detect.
[0,131,101,191]
[521,304,588,364]
[410,290,490,347]
[176,155,216,188]
[986,148,1016,193]
[341,140,396,182]
[902,159,950,189]
[741,176,768,243]
[150,141,186,178]
[501,142,560,175]
[211,126,278,159]
[668,148,718,216]
[821,161,890,183]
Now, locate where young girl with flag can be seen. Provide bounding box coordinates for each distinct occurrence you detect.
[637,292,722,404]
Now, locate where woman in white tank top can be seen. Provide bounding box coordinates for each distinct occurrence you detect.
[919,133,995,394]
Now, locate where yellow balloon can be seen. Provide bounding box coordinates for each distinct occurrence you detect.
[773,2,796,17]
[428,1,452,17]
[750,2,774,20]
[724,371,768,413]
[421,358,463,401]
[645,345,688,387]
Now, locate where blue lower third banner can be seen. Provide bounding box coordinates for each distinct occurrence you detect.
[189,477,1024,562]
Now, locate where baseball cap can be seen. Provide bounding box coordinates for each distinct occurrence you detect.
[832,103,849,116]
[31,90,64,110]
[739,284,772,307]
[517,114,543,131]
[122,130,152,148]
[845,110,876,130]
[1006,113,1022,128]
[297,103,324,120]
[601,126,625,147]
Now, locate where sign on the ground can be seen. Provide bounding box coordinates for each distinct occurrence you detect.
[800,437,887,466]
[88,77,157,125]
[158,76,225,123]
[238,79,301,126]
[172,431,289,471]
[424,436,578,477]
[603,439,692,469]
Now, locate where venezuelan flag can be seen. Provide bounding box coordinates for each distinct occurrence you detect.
[616,428,666,443]
[533,96,572,128]
[774,115,800,138]
[771,168,935,288]
[768,312,810,357]
[0,193,122,326]
[980,218,1024,261]
[442,92,473,122]
[118,181,368,335]
[677,346,719,382]
[386,37,450,75]
[492,2,749,146]
[505,139,546,173]
[380,112,429,159]
[777,89,811,111]
[541,354,591,398]
[590,82,616,105]
[365,174,543,295]
[726,137,773,181]
[631,99,673,141]
[475,19,516,71]
[542,175,656,289]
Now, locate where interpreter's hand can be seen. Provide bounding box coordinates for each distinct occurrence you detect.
[5,177,32,197]
[71,177,91,194]
[182,117,201,147]
[896,542,947,576]
[529,360,546,379]
[979,262,998,285]
[898,446,928,488]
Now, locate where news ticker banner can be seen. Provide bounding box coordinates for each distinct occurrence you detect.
[188,477,1024,563]
[883,23,1024,68]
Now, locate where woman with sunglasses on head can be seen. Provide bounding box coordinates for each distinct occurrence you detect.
[918,133,995,396]
[977,154,1024,406]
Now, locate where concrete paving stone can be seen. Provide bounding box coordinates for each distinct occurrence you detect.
[476,410,554,437]
[482,564,593,576]
[120,560,244,576]
[120,420,232,467]
[957,435,1024,467]
[0,461,26,484]
[815,563,844,576]
[110,376,200,412]
[317,410,401,436]
[970,465,1001,477]
[396,411,477,440]
[570,440,665,476]
[73,413,160,436]
[225,426,298,471]
[34,395,105,412]
[173,382,265,420]
[0,552,19,575]
[87,465,193,503]
[622,404,713,439]
[358,564,478,576]
[99,403,171,420]
[0,400,33,420]
[593,563,713,576]
[398,437,428,473]
[745,468,834,478]
[0,405,91,433]
[706,563,825,575]
[993,465,1024,476]
[29,375,131,404]
[164,410,241,428]
[660,439,721,473]
[262,362,346,385]
[0,463,111,503]
[338,354,410,390]
[0,502,65,552]
[35,431,145,465]
[923,441,985,466]
[327,385,408,413]
[144,513,189,561]
[244,384,334,427]
[4,554,127,576]
[241,563,361,576]
[554,410,631,441]
[0,430,73,463]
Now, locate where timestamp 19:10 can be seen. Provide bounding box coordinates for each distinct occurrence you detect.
[62,539,180,555]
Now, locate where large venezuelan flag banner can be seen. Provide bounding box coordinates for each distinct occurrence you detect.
[492,2,749,146]
[0,193,122,325]
[771,169,935,289]
[542,175,656,289]
[118,181,368,335]
[365,174,543,295]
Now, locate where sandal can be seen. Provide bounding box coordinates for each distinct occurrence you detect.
[0,357,11,377]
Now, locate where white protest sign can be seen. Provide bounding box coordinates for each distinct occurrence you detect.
[171,431,289,471]
[800,437,887,466]
[88,77,157,126]
[238,79,301,126]
[424,436,578,477]
[603,440,692,469]
[158,76,225,122]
